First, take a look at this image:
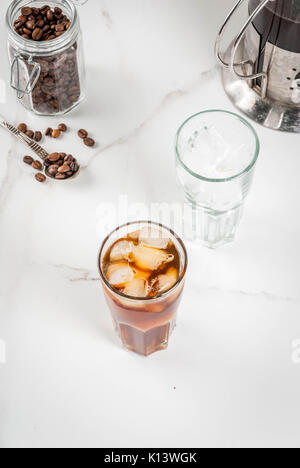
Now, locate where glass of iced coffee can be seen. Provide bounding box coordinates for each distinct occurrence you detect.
[98,221,188,356]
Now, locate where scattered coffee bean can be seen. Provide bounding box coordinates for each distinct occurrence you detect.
[35,173,46,183]
[18,123,44,141]
[58,123,67,132]
[33,131,42,142]
[32,160,43,171]
[18,123,27,133]
[78,129,88,139]
[23,155,34,165]
[45,127,53,136]
[84,137,95,147]
[26,130,34,138]
[52,129,61,139]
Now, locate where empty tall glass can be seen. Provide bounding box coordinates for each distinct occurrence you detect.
[175,110,260,249]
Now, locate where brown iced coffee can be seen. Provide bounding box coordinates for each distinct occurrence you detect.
[99,222,188,356]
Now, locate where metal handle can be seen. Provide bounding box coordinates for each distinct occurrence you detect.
[10,53,41,99]
[215,0,272,98]
[215,0,246,69]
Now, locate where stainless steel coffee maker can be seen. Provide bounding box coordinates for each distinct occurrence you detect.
[216,0,300,132]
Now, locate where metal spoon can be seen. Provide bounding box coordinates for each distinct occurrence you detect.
[0,115,80,180]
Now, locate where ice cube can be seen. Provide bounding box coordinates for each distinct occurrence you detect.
[155,267,178,294]
[106,263,134,286]
[139,226,170,250]
[133,267,151,280]
[132,244,174,271]
[128,230,140,240]
[110,240,133,262]
[123,278,149,298]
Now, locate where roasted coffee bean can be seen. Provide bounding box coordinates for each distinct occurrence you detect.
[23,27,32,35]
[23,155,34,165]
[35,173,46,183]
[34,131,42,142]
[26,130,34,138]
[78,129,88,139]
[58,123,67,132]
[46,10,54,21]
[14,21,23,29]
[17,15,27,24]
[84,137,95,147]
[25,20,35,30]
[70,162,78,173]
[52,129,61,139]
[21,7,33,16]
[58,164,70,174]
[47,164,59,177]
[32,27,43,40]
[45,127,52,136]
[32,160,43,170]
[18,123,27,133]
[64,155,74,163]
[48,152,60,162]
[55,173,66,179]
[32,8,40,16]
[44,159,51,167]
[55,24,65,32]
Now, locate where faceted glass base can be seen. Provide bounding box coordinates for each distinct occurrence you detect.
[191,205,243,249]
[113,316,176,356]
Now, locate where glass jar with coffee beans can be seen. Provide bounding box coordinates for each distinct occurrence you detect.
[6,1,87,116]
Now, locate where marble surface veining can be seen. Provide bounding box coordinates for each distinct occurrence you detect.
[0,0,300,448]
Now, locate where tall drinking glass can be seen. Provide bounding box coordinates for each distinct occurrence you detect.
[98,221,188,356]
[175,110,260,249]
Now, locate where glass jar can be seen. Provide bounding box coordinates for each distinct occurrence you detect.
[6,0,87,116]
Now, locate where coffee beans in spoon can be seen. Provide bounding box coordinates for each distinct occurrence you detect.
[43,153,79,180]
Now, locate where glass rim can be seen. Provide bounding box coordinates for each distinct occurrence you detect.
[6,0,79,54]
[98,221,188,303]
[175,110,260,183]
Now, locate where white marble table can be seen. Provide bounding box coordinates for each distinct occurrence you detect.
[0,0,300,449]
